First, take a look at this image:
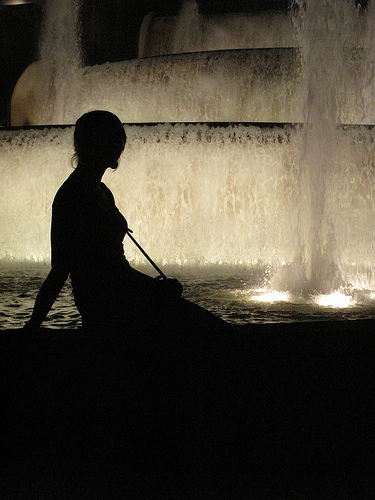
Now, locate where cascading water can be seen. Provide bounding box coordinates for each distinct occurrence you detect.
[38,0,82,124]
[292,0,360,294]
[1,124,298,264]
[12,2,375,126]
[172,0,202,55]
[11,0,82,126]
[2,0,375,328]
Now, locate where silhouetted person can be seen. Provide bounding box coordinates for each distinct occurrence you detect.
[23,110,233,335]
[22,111,250,497]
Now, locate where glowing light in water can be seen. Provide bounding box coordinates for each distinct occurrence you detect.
[316,291,353,309]
[250,290,290,303]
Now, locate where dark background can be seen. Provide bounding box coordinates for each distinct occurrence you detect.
[0,0,366,127]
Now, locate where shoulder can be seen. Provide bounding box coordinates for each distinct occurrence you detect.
[54,173,78,201]
[52,175,84,226]
[53,172,84,210]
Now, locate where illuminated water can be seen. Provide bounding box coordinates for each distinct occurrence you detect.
[2,264,375,330]
[2,123,375,276]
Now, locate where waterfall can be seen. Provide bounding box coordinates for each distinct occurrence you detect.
[172,0,202,54]
[2,123,375,295]
[12,4,375,127]
[36,0,82,124]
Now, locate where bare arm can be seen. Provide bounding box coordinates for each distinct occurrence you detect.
[24,267,69,332]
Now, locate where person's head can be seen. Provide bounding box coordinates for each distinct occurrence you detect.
[73,110,126,169]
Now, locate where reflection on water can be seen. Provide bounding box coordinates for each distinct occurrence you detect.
[2,264,375,330]
[180,274,375,324]
[0,265,81,329]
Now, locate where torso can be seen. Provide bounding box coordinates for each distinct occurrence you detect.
[51,171,130,303]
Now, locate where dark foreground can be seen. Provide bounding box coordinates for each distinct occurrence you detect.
[1,319,375,499]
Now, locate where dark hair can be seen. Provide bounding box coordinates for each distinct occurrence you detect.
[73,110,126,168]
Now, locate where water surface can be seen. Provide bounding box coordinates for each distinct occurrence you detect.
[2,264,375,330]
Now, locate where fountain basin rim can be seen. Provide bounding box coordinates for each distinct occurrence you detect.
[137,46,373,61]
[2,122,303,132]
[137,46,300,60]
[3,122,375,132]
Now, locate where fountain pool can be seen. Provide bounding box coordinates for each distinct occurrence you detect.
[3,263,375,330]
